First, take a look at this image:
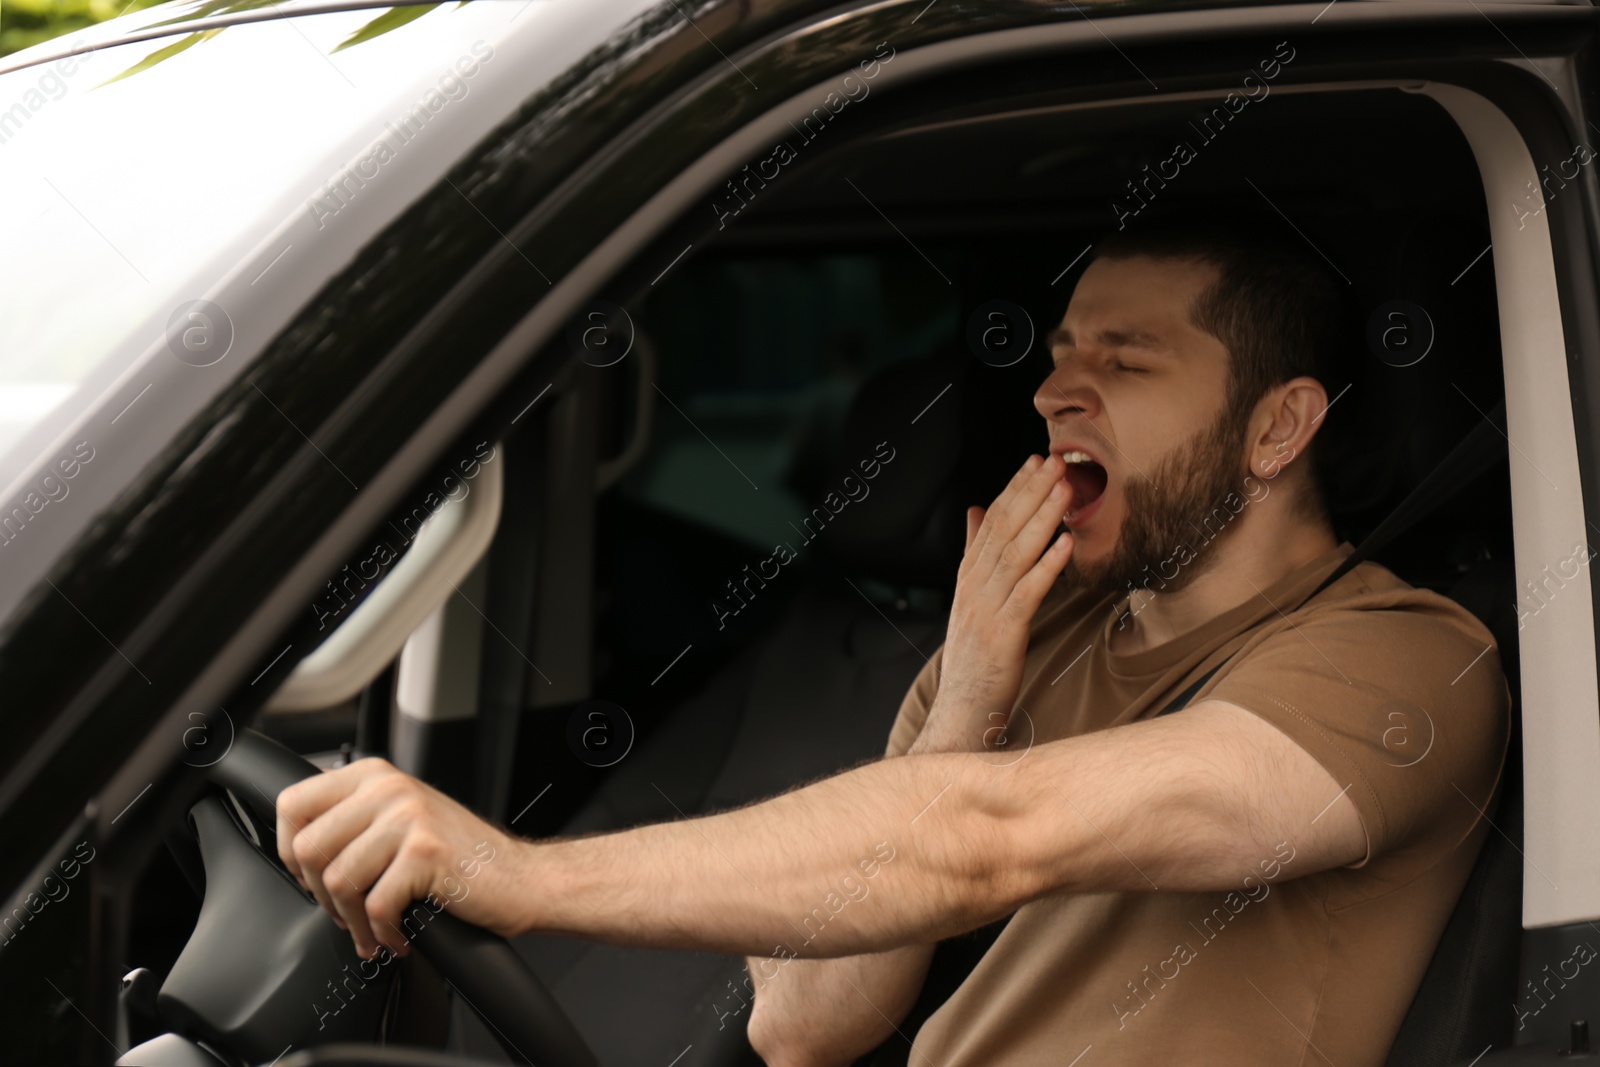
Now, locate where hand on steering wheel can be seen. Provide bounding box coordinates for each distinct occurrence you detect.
[207,730,596,1067]
[275,757,530,961]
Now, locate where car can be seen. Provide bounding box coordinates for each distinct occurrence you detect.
[1,0,1597,1063]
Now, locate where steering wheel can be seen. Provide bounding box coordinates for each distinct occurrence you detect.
[155,728,598,1067]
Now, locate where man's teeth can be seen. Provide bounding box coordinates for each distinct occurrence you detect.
[1059,450,1095,464]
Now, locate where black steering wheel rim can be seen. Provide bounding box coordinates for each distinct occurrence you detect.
[208,729,598,1067]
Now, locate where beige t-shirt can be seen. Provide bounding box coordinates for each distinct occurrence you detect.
[885,541,1511,1067]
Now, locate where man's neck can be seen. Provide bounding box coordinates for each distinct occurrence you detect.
[1108,519,1340,655]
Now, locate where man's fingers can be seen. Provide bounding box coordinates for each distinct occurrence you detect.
[969,454,1045,559]
[983,468,1071,590]
[290,829,344,928]
[1002,479,1073,581]
[276,758,387,879]
[323,825,404,959]
[965,506,985,554]
[277,760,399,934]
[366,855,436,957]
[1006,452,1044,492]
[976,455,1066,567]
[1008,530,1075,619]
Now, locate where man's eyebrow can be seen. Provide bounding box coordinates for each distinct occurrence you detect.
[1047,326,1169,353]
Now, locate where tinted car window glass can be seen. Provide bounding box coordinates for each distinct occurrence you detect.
[624,251,957,549]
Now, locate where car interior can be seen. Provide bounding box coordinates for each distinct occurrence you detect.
[119,79,1521,1067]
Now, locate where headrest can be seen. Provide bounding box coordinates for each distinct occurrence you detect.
[816,344,1050,589]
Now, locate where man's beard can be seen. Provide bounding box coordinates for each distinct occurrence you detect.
[1058,395,1254,603]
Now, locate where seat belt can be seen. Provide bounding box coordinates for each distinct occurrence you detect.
[1154,397,1508,719]
[1299,396,1508,605]
[1152,659,1231,717]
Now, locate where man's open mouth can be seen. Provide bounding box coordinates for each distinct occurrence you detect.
[1058,450,1109,523]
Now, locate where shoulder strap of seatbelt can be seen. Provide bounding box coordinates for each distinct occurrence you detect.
[1302,397,1507,605]
[1153,659,1230,717]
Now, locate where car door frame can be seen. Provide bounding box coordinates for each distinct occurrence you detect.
[5,1,1600,1059]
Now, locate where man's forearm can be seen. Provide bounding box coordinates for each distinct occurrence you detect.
[511,750,1022,957]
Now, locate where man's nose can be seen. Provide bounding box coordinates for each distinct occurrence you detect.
[1034,366,1098,423]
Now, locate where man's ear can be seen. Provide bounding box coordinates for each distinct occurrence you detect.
[1248,376,1328,481]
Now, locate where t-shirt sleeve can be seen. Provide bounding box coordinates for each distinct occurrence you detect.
[885,644,945,758]
[1204,591,1511,874]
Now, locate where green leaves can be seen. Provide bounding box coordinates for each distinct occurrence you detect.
[333,3,439,52]
[147,0,312,30]
[99,1,472,85]
[96,25,224,86]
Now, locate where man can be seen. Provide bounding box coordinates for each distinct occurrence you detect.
[276,220,1510,1067]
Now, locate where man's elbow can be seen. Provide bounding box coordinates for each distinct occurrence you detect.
[747,1003,845,1067]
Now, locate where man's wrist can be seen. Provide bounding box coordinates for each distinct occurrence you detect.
[908,695,1009,755]
[503,836,561,939]
[907,722,965,755]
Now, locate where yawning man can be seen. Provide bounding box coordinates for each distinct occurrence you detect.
[275,219,1510,1067]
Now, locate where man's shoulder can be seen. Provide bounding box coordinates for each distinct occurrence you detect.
[1206,557,1511,867]
[1209,554,1510,765]
[1299,558,1501,653]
